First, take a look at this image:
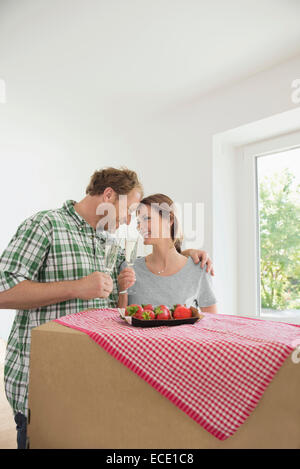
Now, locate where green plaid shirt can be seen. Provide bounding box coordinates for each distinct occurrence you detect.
[0,200,125,418]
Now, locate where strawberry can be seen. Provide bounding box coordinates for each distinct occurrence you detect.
[125,304,143,316]
[170,304,183,313]
[132,311,144,320]
[156,311,170,320]
[173,306,193,319]
[141,304,154,311]
[141,310,155,320]
[154,305,171,320]
[133,310,155,320]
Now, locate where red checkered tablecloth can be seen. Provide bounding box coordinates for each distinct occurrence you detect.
[54,309,300,440]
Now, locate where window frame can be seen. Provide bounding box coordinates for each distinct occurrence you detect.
[238,130,300,318]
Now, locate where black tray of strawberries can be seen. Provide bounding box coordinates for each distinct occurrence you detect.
[120,304,203,328]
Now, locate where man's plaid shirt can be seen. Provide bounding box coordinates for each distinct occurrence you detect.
[0,200,125,418]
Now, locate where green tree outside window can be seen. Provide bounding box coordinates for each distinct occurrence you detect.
[259,168,300,311]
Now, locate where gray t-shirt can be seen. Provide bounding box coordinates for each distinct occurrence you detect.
[120,256,217,309]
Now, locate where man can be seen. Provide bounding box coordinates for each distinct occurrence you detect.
[0,167,213,449]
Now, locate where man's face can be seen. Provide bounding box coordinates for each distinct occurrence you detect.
[96,188,142,232]
[114,188,142,229]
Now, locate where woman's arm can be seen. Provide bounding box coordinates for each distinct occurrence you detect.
[200,304,218,313]
[118,292,129,308]
[117,267,135,308]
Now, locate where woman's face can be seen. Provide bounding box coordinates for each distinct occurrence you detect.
[136,204,172,245]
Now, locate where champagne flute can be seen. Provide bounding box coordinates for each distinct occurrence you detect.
[103,236,121,275]
[119,237,139,294]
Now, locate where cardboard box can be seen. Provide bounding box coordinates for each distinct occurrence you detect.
[27,320,300,449]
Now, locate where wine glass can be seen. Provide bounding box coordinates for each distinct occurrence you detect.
[119,237,139,294]
[103,236,122,275]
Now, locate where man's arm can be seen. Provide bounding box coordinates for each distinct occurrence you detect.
[0,279,76,309]
[181,248,214,276]
[0,216,114,310]
[0,272,113,310]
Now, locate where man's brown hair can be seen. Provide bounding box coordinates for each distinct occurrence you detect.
[86,167,143,197]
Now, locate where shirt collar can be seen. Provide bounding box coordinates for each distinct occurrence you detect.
[62,200,107,242]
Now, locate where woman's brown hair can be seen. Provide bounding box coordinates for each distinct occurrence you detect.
[138,193,183,253]
[86,167,143,197]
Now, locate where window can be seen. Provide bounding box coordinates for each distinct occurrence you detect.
[239,131,300,323]
[257,147,300,321]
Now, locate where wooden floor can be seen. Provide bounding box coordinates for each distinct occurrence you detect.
[0,339,17,449]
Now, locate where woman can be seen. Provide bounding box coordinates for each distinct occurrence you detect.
[117,194,217,313]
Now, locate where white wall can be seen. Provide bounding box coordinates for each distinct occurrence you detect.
[0,2,300,339]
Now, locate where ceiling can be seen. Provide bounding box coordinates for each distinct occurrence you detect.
[1,0,300,115]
